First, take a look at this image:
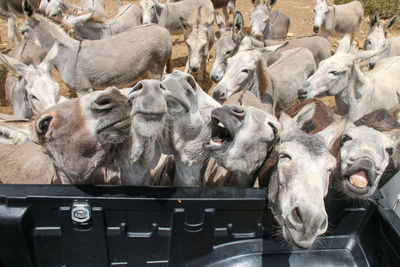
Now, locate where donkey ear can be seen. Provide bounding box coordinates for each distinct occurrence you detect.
[370,13,379,29]
[214,11,226,34]
[384,15,398,33]
[185,73,197,91]
[315,118,348,150]
[335,34,352,55]
[23,0,35,21]
[292,101,317,128]
[267,0,277,9]
[233,11,244,36]
[179,17,193,36]
[354,47,386,63]
[165,94,190,119]
[38,42,58,74]
[0,118,33,145]
[0,53,28,78]
[279,112,298,134]
[63,10,94,26]
[258,41,287,55]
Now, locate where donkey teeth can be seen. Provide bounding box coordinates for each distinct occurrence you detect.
[218,122,225,128]
[349,176,368,189]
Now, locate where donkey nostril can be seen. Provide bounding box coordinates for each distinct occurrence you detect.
[368,62,376,69]
[231,106,244,115]
[298,89,308,100]
[291,207,304,225]
[211,74,220,82]
[96,98,112,106]
[191,66,200,73]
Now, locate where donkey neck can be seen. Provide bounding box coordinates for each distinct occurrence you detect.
[33,14,80,51]
[250,66,273,108]
[382,39,392,59]
[156,3,170,28]
[324,5,336,33]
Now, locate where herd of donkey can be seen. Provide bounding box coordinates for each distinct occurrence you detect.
[0,0,400,248]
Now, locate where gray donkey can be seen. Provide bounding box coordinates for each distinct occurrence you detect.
[313,0,363,41]
[364,13,399,68]
[21,0,172,95]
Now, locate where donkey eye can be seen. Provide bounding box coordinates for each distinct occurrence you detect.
[241,69,250,73]
[329,70,339,76]
[225,50,233,55]
[386,147,394,156]
[29,94,39,101]
[37,116,52,135]
[279,153,292,160]
[367,40,372,46]
[341,134,352,144]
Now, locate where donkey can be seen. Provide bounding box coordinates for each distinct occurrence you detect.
[180,6,215,81]
[331,109,400,199]
[268,113,344,249]
[313,0,363,41]
[211,11,329,83]
[250,0,290,41]
[119,80,179,185]
[161,70,220,186]
[21,0,172,95]
[0,88,132,184]
[140,0,213,35]
[298,34,400,122]
[212,45,315,114]
[0,113,120,184]
[264,35,331,67]
[61,3,142,40]
[364,13,400,68]
[211,11,252,83]
[1,42,62,119]
[0,0,41,41]
[335,121,398,199]
[203,90,280,187]
[210,0,235,25]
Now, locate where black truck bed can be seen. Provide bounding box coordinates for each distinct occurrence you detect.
[0,185,399,267]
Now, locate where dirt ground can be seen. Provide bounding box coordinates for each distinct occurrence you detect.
[0,0,399,114]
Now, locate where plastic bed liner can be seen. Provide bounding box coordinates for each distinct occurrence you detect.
[0,185,399,267]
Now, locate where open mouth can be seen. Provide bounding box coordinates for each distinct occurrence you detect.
[343,163,376,195]
[204,116,234,151]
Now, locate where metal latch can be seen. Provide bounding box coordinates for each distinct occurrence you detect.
[392,194,400,211]
[71,201,91,225]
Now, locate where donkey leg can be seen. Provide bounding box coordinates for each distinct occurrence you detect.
[184,59,190,73]
[228,0,236,14]
[222,6,230,25]
[7,14,20,42]
[148,65,164,80]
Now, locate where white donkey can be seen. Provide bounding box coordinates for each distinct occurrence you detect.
[180,6,215,81]
[1,43,62,119]
[313,0,363,41]
[140,0,213,35]
[298,34,400,122]
[364,13,399,68]
[250,0,290,41]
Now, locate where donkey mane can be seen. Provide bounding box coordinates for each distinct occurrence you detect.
[33,12,78,40]
[34,10,106,40]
